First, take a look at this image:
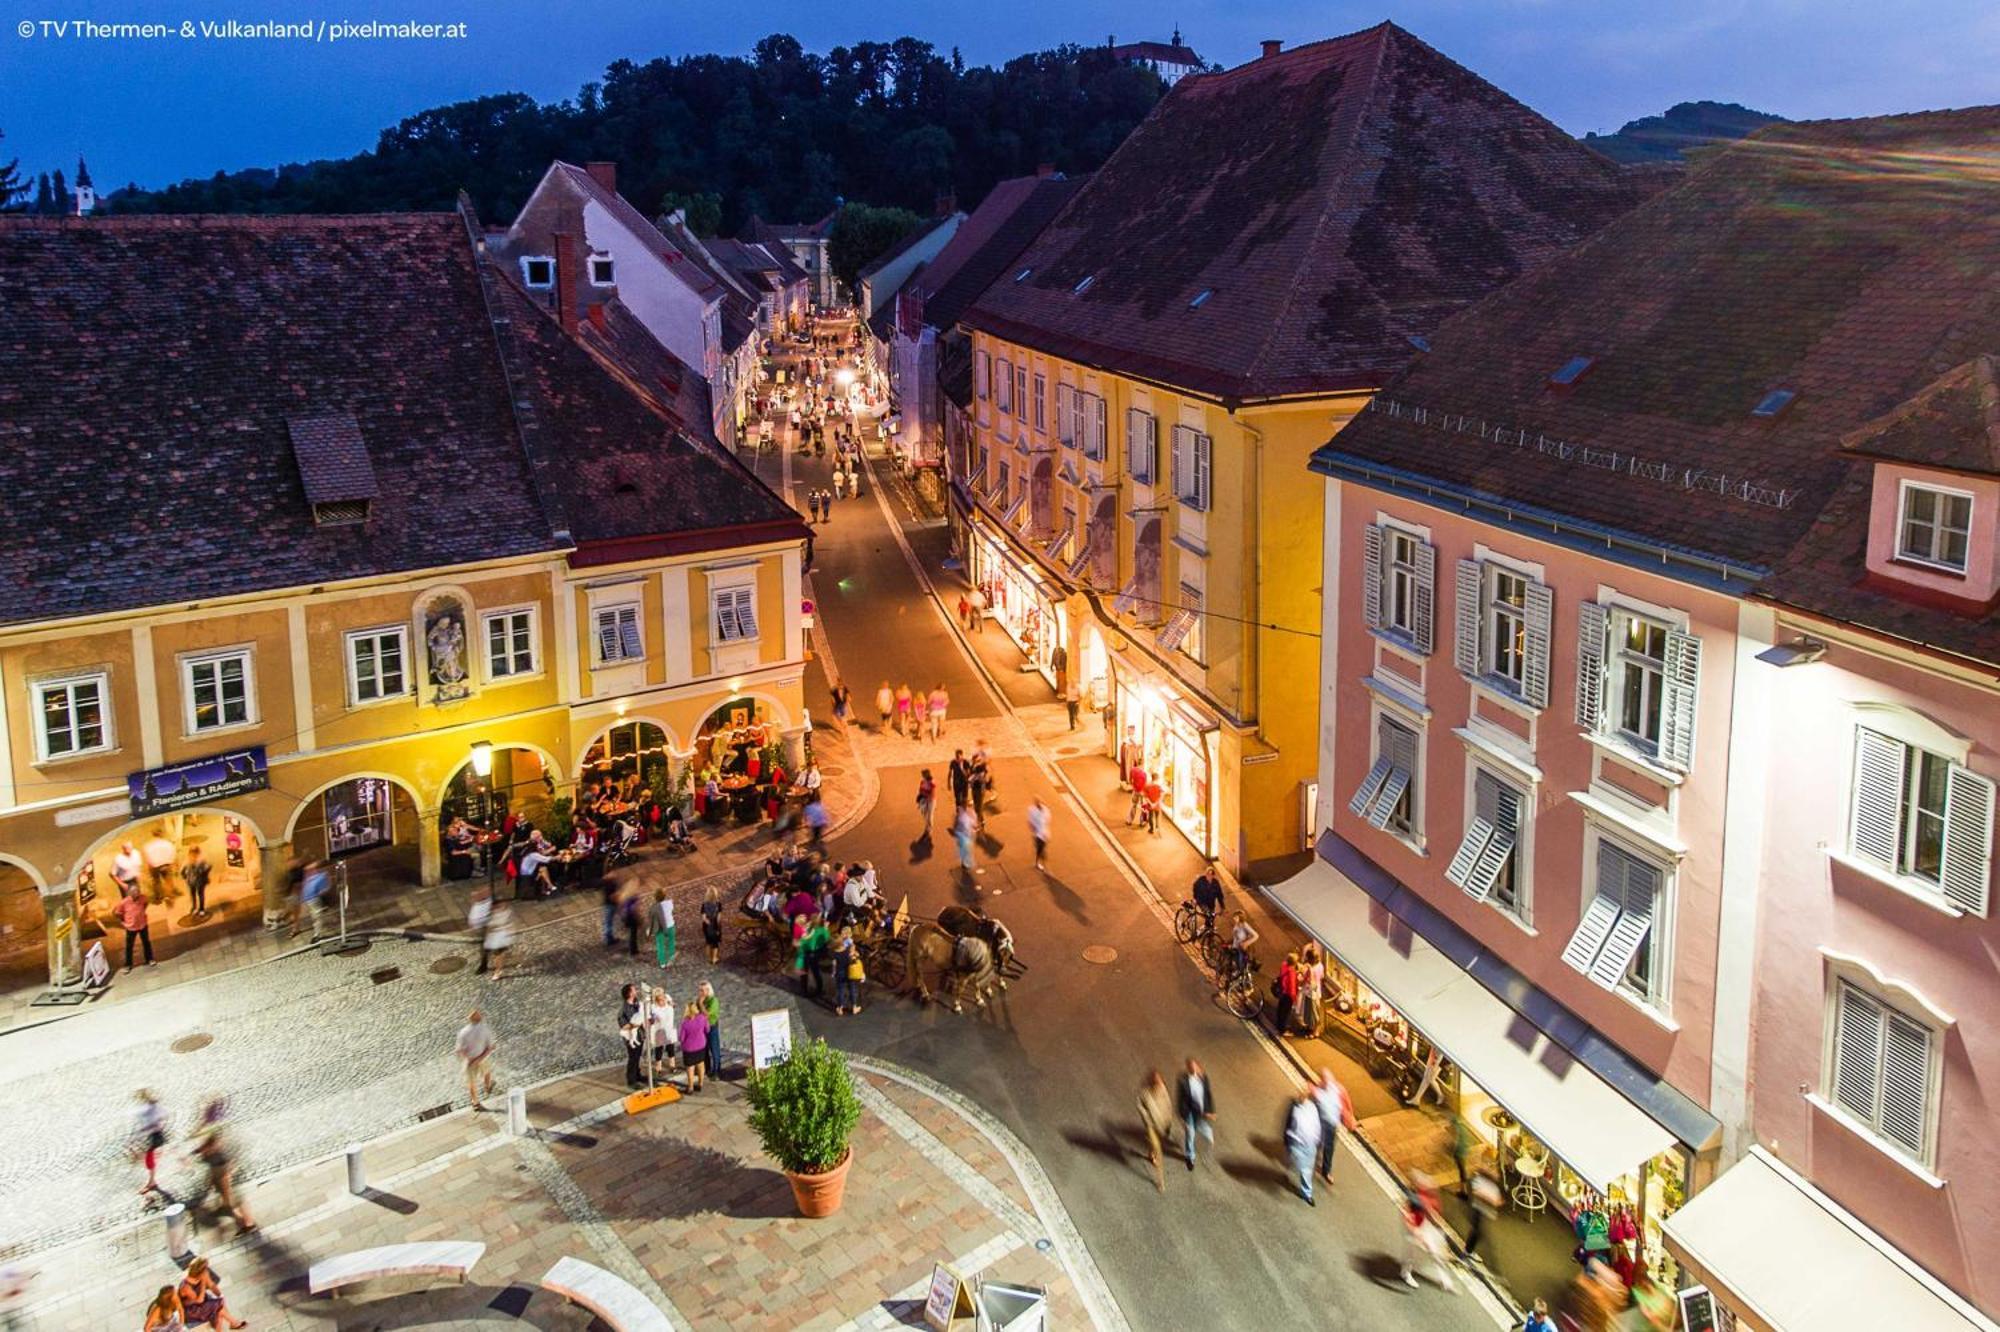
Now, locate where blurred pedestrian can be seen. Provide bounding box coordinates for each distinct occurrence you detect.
[1176,1058,1215,1169]
[484,900,515,980]
[1465,1162,1503,1266]
[653,887,677,967]
[948,749,971,809]
[701,885,724,964]
[133,1089,167,1196]
[141,1286,185,1332]
[1311,1068,1357,1183]
[953,805,978,875]
[916,769,937,834]
[1522,1298,1557,1332]
[829,681,851,728]
[191,1098,253,1233]
[894,683,914,736]
[832,926,864,1015]
[183,845,212,920]
[456,1008,497,1110]
[1284,1090,1322,1204]
[1137,1070,1173,1193]
[1276,952,1300,1035]
[927,684,949,739]
[875,681,895,729]
[1063,680,1081,730]
[1027,797,1051,872]
[1398,1177,1452,1290]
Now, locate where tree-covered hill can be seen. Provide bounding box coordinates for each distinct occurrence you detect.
[1583,100,1786,164]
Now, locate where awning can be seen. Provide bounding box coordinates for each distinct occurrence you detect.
[1664,1148,1997,1332]
[1268,856,1676,1190]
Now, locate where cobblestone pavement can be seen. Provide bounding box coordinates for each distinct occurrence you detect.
[12,1062,1105,1331]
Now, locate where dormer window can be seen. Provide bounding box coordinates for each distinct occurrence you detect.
[1898,482,1972,573]
[589,256,615,286]
[521,256,555,289]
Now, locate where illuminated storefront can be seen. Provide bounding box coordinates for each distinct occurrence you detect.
[1112,669,1218,859]
[967,518,1068,687]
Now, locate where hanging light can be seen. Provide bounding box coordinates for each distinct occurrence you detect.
[470,740,493,777]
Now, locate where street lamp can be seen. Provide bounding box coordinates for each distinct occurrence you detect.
[835,368,855,388]
[470,740,493,777]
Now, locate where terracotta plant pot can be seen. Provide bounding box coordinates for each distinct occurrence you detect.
[784,1149,853,1218]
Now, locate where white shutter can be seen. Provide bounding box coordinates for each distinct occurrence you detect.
[1411,539,1436,656]
[1367,768,1412,830]
[1193,432,1211,511]
[1575,601,1609,731]
[1561,886,1623,977]
[1522,580,1554,710]
[733,590,759,640]
[1452,560,1482,677]
[1091,395,1108,461]
[1360,526,1385,631]
[1940,763,1995,916]
[1660,629,1703,771]
[1169,425,1183,497]
[1460,782,1520,902]
[1367,719,1418,829]
[1878,1010,1932,1157]
[1850,729,1907,867]
[1348,756,1393,817]
[714,595,740,642]
[1589,850,1657,988]
[1445,817,1495,888]
[1832,982,1883,1122]
[1057,385,1076,445]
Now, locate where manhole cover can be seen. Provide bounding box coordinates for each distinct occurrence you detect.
[817,764,846,778]
[429,956,467,975]
[1081,945,1117,965]
[170,1033,213,1055]
[1035,1238,1053,1253]
[369,966,402,985]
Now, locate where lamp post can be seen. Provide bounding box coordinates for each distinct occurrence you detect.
[471,741,497,891]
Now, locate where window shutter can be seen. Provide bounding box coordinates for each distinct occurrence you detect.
[1562,839,1627,976]
[1367,720,1417,829]
[1445,817,1494,888]
[1452,560,1482,677]
[1144,413,1158,483]
[1348,755,1393,818]
[1194,433,1211,510]
[715,597,739,641]
[1368,768,1412,830]
[1459,784,1520,901]
[1522,580,1554,710]
[1575,601,1609,731]
[1850,729,1907,867]
[1660,629,1702,771]
[1360,526,1384,632]
[618,607,642,659]
[1411,539,1437,656]
[1170,426,1183,498]
[1589,850,1657,988]
[735,592,758,640]
[1832,983,1883,1121]
[1940,763,1995,916]
[597,615,619,661]
[1878,1010,1932,1157]
[1091,396,1108,461]
[1126,409,1144,477]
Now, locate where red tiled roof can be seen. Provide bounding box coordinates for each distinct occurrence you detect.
[1840,355,2000,476]
[965,22,1659,403]
[913,174,1085,335]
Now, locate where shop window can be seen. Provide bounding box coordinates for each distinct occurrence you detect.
[995,358,1014,413]
[594,604,643,663]
[1562,836,1667,1003]
[1451,559,1552,707]
[1577,603,1700,772]
[1447,768,1524,912]
[1170,425,1211,512]
[1350,713,1420,837]
[588,255,615,286]
[712,585,759,642]
[182,649,254,733]
[1850,728,1992,915]
[1033,374,1047,432]
[33,672,111,760]
[1360,524,1434,654]
[346,626,408,705]
[1896,482,1972,573]
[1826,978,1939,1165]
[482,608,538,679]
[1126,408,1157,484]
[520,256,554,289]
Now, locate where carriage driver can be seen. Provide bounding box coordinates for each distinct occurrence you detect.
[841,861,882,926]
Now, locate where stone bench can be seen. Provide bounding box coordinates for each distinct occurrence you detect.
[542,1256,671,1332]
[308,1240,485,1295]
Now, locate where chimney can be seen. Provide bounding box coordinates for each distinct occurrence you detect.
[586,303,608,333]
[933,192,956,218]
[1035,162,1055,179]
[1261,39,1283,59]
[584,161,617,194]
[551,230,579,336]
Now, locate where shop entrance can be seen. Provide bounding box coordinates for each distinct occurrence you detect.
[292,777,422,886]
[1114,674,1215,857]
[580,720,674,800]
[75,810,265,971]
[442,746,554,835]
[694,699,780,778]
[0,863,47,995]
[969,524,1066,686]
[1079,626,1110,714]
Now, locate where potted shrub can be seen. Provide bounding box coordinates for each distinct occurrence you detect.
[744,1037,862,1217]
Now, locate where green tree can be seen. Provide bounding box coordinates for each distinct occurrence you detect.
[827,202,927,293]
[660,190,723,237]
[0,131,23,210]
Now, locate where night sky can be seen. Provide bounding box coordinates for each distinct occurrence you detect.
[3,0,1996,192]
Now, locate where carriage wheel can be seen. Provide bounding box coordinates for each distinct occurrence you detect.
[868,941,907,993]
[733,926,771,968]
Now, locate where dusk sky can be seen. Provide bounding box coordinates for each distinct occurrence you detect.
[3,0,1996,192]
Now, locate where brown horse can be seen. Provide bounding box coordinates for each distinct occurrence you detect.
[907,922,1002,1012]
[935,904,1017,976]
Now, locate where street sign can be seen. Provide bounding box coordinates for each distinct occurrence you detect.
[922,1262,975,1330]
[750,1008,793,1070]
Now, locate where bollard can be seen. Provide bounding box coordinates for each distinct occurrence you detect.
[163,1202,192,1262]
[508,1086,528,1136]
[345,1143,365,1196]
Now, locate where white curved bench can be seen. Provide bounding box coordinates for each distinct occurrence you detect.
[542,1256,671,1332]
[308,1240,485,1295]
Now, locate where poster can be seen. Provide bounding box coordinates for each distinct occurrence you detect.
[322,778,394,855]
[749,1008,793,1070]
[922,1263,974,1331]
[222,814,245,869]
[127,746,268,817]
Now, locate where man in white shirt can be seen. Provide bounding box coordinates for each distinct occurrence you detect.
[1311,1068,1356,1184]
[455,1009,497,1111]
[1285,1091,1324,1205]
[1026,798,1052,872]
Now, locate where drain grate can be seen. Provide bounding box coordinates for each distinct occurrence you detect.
[369,966,402,985]
[429,956,467,975]
[414,1102,453,1123]
[170,1033,214,1055]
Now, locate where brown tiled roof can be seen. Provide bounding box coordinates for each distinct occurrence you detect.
[916,174,1086,335]
[1840,355,2000,475]
[965,22,1658,403]
[546,162,723,302]
[0,213,556,626]
[287,413,379,504]
[859,215,955,282]
[1317,107,2000,579]
[572,299,716,450]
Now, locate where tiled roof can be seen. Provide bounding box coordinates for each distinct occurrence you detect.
[0,213,556,626]
[746,211,836,243]
[915,174,1085,335]
[1840,355,2000,475]
[287,413,379,504]
[1318,107,2000,577]
[1109,41,1201,66]
[547,162,722,302]
[859,215,955,282]
[571,299,716,450]
[965,22,1660,403]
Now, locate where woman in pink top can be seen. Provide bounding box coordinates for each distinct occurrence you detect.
[927,685,949,740]
[678,1003,710,1093]
[116,886,155,969]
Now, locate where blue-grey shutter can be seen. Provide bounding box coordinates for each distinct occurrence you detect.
[1348,756,1393,818]
[734,591,759,640]
[1169,425,1183,498]
[1522,580,1554,710]
[1878,1009,1932,1157]
[1589,849,1657,988]
[1360,526,1384,632]
[1462,783,1520,902]
[1940,763,1995,916]
[1412,540,1437,656]
[597,615,619,661]
[1561,840,1626,976]
[1575,601,1609,731]
[1453,560,1482,677]
[1832,982,1883,1123]
[1660,629,1702,771]
[1091,395,1108,460]
[1193,432,1211,511]
[618,608,642,659]
[1850,729,1907,867]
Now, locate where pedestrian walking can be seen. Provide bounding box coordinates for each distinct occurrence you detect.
[1137,1070,1173,1193]
[701,885,724,964]
[916,769,937,834]
[191,1098,254,1232]
[957,593,972,631]
[653,888,677,967]
[1301,943,1327,1038]
[699,981,723,1081]
[1063,680,1081,730]
[911,687,928,735]
[953,804,978,875]
[1311,1069,1355,1182]
[875,681,895,730]
[796,913,830,1001]
[1176,1059,1215,1169]
[133,1089,167,1197]
[948,749,971,808]
[455,1009,497,1110]
[968,585,987,631]
[1398,1177,1454,1290]
[1276,952,1300,1035]
[600,876,620,948]
[182,845,212,919]
[803,793,829,848]
[1026,797,1051,871]
[1284,1090,1323,1204]
[829,681,851,728]
[894,683,914,736]
[116,883,155,969]
[679,1002,710,1093]
[927,684,948,739]
[302,857,334,940]
[483,900,515,979]
[1125,761,1148,824]
[1465,1163,1502,1265]
[1143,779,1164,834]
[620,983,645,1089]
[968,754,990,829]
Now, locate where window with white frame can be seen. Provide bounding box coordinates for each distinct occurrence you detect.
[713,585,759,642]
[1079,392,1108,461]
[588,255,616,286]
[995,359,1013,413]
[1014,365,1029,421]
[520,256,554,289]
[346,626,409,705]
[183,649,253,733]
[1360,524,1435,654]
[1826,978,1940,1164]
[975,350,990,401]
[1447,767,1526,915]
[594,604,643,663]
[1126,408,1157,484]
[1576,603,1700,770]
[1850,728,1993,914]
[1897,483,1972,573]
[34,673,110,759]
[482,608,537,679]
[1178,582,1206,664]
[1562,835,1667,1003]
[1452,559,1551,705]
[1033,374,1047,432]
[1350,713,1420,837]
[1056,384,1078,448]
[1170,425,1211,512]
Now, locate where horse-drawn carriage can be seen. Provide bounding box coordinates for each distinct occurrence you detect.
[733,889,911,992]
[906,904,1021,1013]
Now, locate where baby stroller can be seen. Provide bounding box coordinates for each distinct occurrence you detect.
[660,812,696,856]
[602,818,641,868]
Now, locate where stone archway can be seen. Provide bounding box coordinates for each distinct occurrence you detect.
[0,857,50,994]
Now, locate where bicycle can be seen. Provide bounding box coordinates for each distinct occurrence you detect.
[1172,899,1224,967]
[1215,951,1262,1020]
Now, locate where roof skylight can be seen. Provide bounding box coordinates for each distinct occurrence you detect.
[1014,267,1033,283]
[1188,288,1214,309]
[1549,355,1596,387]
[1405,334,1431,353]
[1073,274,1095,294]
[1752,388,1797,419]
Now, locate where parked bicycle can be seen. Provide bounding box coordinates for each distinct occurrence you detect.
[1214,949,1262,1020]
[1172,898,1224,967]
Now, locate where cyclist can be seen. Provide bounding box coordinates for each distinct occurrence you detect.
[1223,911,1259,982]
[1192,861,1224,933]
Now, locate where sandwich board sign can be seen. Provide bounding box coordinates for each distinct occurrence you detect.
[1677,1285,1718,1332]
[750,1008,793,1070]
[923,1262,975,1330]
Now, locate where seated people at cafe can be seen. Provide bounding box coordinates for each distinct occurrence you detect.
[518,832,559,895]
[796,763,822,796]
